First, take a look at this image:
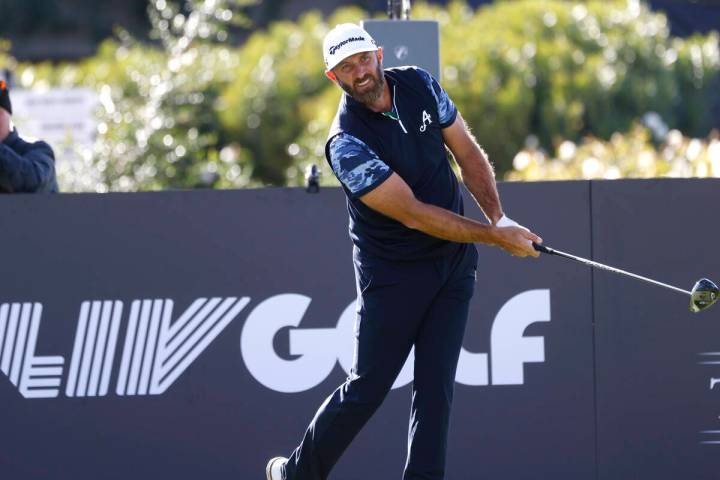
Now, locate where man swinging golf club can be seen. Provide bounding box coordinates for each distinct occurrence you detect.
[265,23,542,480]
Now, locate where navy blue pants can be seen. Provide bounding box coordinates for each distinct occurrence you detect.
[283,243,478,480]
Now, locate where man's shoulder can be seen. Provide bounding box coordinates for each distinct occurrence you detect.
[385,65,421,74]
[329,133,372,157]
[386,65,432,81]
[4,130,55,157]
[386,66,438,98]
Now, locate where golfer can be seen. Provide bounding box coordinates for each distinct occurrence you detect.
[266,23,541,480]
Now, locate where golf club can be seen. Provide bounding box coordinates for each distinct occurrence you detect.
[532,242,719,313]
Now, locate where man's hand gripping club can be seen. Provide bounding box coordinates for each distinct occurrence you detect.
[493,214,541,258]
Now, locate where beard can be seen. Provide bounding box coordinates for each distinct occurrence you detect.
[338,63,385,105]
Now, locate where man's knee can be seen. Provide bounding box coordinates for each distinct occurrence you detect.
[341,373,394,409]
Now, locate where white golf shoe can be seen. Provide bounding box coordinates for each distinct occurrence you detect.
[265,456,287,480]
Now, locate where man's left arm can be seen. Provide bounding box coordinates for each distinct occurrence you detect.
[442,113,503,225]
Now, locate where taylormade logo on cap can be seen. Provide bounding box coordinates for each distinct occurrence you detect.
[323,23,378,71]
[329,36,365,55]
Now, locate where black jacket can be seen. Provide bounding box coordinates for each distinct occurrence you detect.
[0,128,58,193]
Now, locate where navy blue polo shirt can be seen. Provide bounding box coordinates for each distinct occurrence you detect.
[325,66,464,261]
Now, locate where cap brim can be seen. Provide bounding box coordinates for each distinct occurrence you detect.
[325,46,379,72]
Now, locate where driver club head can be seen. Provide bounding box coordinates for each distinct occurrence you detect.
[690,278,719,313]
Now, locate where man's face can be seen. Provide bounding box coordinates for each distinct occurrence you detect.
[331,50,385,105]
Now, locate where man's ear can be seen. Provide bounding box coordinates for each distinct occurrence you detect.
[325,70,337,82]
[377,47,383,64]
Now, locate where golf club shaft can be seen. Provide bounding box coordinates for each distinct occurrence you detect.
[532,242,691,296]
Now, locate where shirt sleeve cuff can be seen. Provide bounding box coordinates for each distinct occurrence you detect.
[349,168,393,199]
[440,109,458,129]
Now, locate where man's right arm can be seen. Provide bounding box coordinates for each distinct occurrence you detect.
[360,172,541,257]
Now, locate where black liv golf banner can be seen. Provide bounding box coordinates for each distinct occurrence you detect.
[0,179,718,480]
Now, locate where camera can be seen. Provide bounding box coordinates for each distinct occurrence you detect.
[305,164,320,193]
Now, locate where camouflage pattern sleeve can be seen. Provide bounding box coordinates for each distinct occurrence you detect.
[328,133,393,198]
[415,67,458,128]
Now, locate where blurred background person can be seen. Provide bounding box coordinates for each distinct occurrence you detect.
[0,80,58,193]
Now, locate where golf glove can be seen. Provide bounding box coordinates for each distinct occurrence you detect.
[496,214,533,248]
[496,214,529,232]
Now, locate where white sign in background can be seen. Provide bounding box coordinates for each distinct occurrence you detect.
[11,88,98,154]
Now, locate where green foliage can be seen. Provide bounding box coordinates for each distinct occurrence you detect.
[4,0,257,191]
[507,125,720,180]
[217,7,365,186]
[1,0,719,191]
[429,0,719,173]
[290,0,720,179]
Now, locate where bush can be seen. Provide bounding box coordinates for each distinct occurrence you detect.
[507,125,720,180]
[1,0,719,191]
[418,0,720,173]
[3,0,257,192]
[290,0,720,178]
[217,7,366,186]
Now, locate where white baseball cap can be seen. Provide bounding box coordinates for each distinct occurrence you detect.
[323,23,378,72]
